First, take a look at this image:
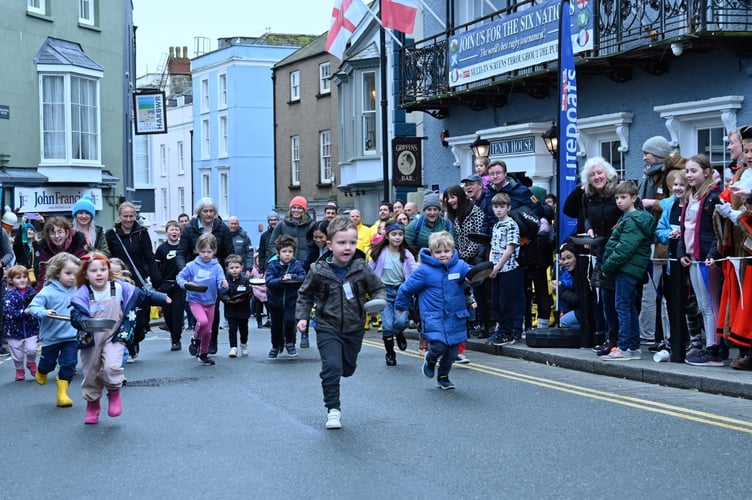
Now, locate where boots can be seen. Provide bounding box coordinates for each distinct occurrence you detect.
[36,370,48,385]
[85,399,101,424]
[384,337,396,366]
[108,390,122,417]
[55,377,73,407]
[27,361,37,376]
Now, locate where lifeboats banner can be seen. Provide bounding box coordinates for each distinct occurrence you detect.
[558,0,578,245]
[448,0,593,88]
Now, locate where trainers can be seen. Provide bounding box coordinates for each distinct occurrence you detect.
[188,337,200,357]
[595,341,617,357]
[385,352,397,366]
[455,353,470,364]
[602,347,639,361]
[436,376,455,390]
[300,334,309,348]
[267,348,279,359]
[198,353,215,365]
[229,347,238,358]
[170,342,181,351]
[325,408,342,430]
[126,352,137,364]
[648,340,670,353]
[422,354,436,378]
[15,369,25,381]
[395,331,408,351]
[490,334,513,346]
[285,343,298,357]
[685,346,724,367]
[240,344,249,357]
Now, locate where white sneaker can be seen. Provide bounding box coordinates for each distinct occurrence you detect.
[325,409,342,430]
[228,347,238,358]
[240,344,248,357]
[455,353,470,364]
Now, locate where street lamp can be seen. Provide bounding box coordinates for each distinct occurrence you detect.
[541,123,558,159]
[470,137,490,158]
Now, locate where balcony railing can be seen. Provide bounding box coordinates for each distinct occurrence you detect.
[399,0,752,107]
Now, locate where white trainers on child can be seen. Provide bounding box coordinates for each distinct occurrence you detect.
[228,347,238,358]
[240,344,248,357]
[325,408,342,430]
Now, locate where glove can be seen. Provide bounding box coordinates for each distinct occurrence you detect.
[716,202,742,223]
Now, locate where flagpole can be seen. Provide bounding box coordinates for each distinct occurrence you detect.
[379,5,390,202]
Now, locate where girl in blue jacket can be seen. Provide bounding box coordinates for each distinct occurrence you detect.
[27,252,81,407]
[395,231,471,389]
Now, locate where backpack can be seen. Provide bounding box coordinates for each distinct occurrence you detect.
[509,205,541,244]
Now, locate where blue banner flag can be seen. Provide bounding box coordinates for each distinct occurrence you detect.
[558,0,579,245]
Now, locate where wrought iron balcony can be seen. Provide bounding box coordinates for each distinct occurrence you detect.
[399,0,752,113]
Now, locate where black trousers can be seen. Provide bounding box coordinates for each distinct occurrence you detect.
[227,317,250,347]
[163,285,186,344]
[316,329,364,411]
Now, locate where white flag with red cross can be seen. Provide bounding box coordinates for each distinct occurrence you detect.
[325,0,369,60]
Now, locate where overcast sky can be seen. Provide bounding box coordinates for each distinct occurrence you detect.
[132,0,332,76]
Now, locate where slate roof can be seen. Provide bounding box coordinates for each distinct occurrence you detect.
[33,37,103,71]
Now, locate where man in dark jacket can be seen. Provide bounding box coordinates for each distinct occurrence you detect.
[227,216,254,277]
[177,198,234,354]
[258,212,280,274]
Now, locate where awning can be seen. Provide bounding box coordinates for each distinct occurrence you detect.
[0,168,48,186]
[100,170,120,186]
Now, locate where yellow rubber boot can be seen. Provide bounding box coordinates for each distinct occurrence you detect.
[56,377,73,407]
[35,370,48,385]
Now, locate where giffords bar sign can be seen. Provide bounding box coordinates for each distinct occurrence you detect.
[14,187,103,213]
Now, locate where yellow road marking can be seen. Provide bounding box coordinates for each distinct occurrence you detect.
[363,339,752,434]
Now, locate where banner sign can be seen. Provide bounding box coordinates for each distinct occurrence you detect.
[134,91,167,135]
[448,0,593,88]
[558,0,579,244]
[392,137,423,186]
[14,187,103,213]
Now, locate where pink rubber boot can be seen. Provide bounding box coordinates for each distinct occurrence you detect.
[108,390,122,417]
[85,399,101,424]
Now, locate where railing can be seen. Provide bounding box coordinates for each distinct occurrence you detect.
[399,0,752,106]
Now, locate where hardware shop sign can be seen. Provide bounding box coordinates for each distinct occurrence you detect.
[448,0,593,88]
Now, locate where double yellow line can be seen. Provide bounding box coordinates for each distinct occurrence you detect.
[364,339,752,434]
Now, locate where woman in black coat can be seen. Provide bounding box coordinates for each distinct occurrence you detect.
[176,197,233,354]
[106,201,162,360]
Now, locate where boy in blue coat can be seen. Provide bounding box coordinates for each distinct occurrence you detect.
[395,231,472,389]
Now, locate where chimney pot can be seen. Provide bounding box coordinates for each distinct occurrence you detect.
[169,47,174,57]
[183,46,188,58]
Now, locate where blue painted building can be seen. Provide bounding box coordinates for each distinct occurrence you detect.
[191,34,315,239]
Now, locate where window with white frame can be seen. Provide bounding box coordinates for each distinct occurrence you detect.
[576,113,634,180]
[320,130,332,182]
[201,172,210,198]
[177,140,185,174]
[201,119,210,159]
[40,72,101,163]
[161,188,168,217]
[218,169,229,217]
[79,0,97,26]
[218,73,227,108]
[291,135,300,186]
[178,186,186,214]
[160,144,167,176]
[133,134,149,185]
[219,115,228,157]
[599,140,625,180]
[290,71,300,101]
[696,125,727,172]
[27,0,46,15]
[200,78,209,112]
[319,62,331,95]
[362,72,377,154]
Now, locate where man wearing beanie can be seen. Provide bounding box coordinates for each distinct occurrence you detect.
[405,192,454,252]
[637,135,672,346]
[269,196,315,262]
[258,212,280,274]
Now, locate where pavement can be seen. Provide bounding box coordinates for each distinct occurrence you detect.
[405,328,752,400]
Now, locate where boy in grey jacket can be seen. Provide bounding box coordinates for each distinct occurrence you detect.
[296,217,385,430]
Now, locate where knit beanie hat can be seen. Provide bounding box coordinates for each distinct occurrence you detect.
[289,196,308,211]
[642,136,672,158]
[267,212,280,221]
[21,223,35,244]
[72,194,96,218]
[422,192,442,211]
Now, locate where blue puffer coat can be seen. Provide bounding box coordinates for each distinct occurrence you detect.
[394,248,471,345]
